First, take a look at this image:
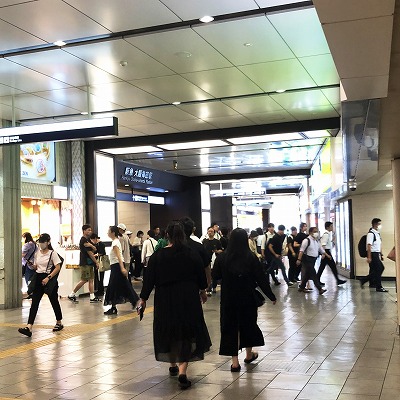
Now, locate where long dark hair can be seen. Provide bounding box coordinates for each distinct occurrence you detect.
[23,232,34,243]
[225,228,254,275]
[166,221,186,249]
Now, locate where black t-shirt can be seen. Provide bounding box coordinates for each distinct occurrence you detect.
[294,232,308,254]
[79,236,94,266]
[96,241,106,257]
[287,235,295,257]
[187,238,209,268]
[202,238,222,262]
[220,236,229,250]
[266,234,285,261]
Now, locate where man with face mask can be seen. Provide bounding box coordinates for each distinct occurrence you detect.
[360,218,388,292]
[296,227,331,295]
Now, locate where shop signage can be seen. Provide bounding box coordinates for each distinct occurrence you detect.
[0,117,118,146]
[116,192,148,203]
[122,167,154,185]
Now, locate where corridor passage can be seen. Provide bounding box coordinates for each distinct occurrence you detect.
[0,275,398,400]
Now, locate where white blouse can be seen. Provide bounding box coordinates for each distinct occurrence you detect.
[35,250,61,274]
[110,238,123,265]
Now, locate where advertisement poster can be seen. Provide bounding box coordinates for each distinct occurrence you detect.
[20,142,56,182]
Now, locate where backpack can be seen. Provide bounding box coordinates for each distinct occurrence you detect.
[358,230,376,258]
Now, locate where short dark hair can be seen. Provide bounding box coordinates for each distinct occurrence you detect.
[267,223,275,228]
[137,230,144,237]
[256,227,263,235]
[300,222,307,230]
[290,226,297,232]
[207,226,214,231]
[220,227,229,236]
[82,224,91,231]
[309,227,317,234]
[179,216,195,237]
[325,221,333,229]
[90,233,99,239]
[278,225,285,231]
[371,218,381,226]
[147,229,155,238]
[211,222,218,227]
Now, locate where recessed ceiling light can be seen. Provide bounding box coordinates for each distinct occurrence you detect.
[158,140,227,151]
[199,15,214,23]
[124,184,130,187]
[243,43,253,47]
[276,89,286,93]
[174,51,192,58]
[100,146,160,155]
[386,184,393,188]
[53,40,66,47]
[81,111,88,115]
[172,101,181,105]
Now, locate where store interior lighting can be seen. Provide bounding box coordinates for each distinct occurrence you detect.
[157,140,228,151]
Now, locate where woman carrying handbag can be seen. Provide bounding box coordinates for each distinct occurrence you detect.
[18,233,63,337]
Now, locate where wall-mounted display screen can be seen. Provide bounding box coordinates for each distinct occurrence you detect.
[20,142,56,182]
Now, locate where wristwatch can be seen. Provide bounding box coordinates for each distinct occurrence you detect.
[47,275,52,280]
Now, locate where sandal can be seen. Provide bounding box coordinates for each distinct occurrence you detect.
[18,327,32,337]
[230,364,241,372]
[52,323,64,332]
[178,374,191,389]
[244,352,259,364]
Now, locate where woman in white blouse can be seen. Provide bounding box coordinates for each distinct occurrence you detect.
[104,226,139,315]
[18,233,63,337]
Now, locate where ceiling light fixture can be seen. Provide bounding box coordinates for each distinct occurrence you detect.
[158,140,227,151]
[227,132,303,145]
[172,101,181,105]
[81,111,88,115]
[243,43,253,47]
[199,15,214,23]
[174,51,192,58]
[124,184,130,187]
[276,89,286,93]
[119,60,128,67]
[386,184,393,188]
[53,40,66,47]
[100,146,160,155]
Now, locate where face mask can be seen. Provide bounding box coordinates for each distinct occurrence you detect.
[377,225,382,230]
[312,233,319,239]
[39,242,48,250]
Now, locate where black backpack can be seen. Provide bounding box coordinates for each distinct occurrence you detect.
[358,230,376,258]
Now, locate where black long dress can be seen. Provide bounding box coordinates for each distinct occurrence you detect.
[212,252,276,356]
[140,245,211,363]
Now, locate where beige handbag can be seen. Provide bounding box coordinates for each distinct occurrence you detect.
[98,255,111,272]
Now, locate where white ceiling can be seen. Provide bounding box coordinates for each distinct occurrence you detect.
[0,0,393,181]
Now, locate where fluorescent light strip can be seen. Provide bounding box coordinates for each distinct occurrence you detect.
[158,140,227,151]
[228,132,303,145]
[101,146,160,155]
[0,117,115,137]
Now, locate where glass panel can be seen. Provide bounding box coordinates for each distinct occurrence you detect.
[96,153,115,198]
[97,200,116,239]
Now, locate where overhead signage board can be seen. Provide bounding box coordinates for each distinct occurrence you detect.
[0,117,118,146]
[117,192,149,203]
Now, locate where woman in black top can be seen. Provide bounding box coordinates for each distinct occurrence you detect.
[212,228,276,372]
[137,222,211,390]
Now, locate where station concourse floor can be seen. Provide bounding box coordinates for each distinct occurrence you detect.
[0,275,399,400]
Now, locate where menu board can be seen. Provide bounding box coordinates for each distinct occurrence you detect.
[20,142,56,182]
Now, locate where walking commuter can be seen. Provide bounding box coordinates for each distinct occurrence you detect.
[287,227,300,283]
[220,227,229,250]
[104,226,140,315]
[296,227,330,295]
[131,230,144,281]
[137,221,211,390]
[153,226,161,241]
[141,230,158,267]
[249,230,262,261]
[90,233,106,297]
[117,223,131,272]
[18,233,63,337]
[212,228,276,372]
[360,218,388,292]
[266,225,293,286]
[68,224,101,303]
[203,226,223,295]
[154,229,168,251]
[255,227,264,254]
[260,223,276,260]
[317,222,346,286]
[22,232,37,288]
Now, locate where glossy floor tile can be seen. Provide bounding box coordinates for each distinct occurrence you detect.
[0,274,398,400]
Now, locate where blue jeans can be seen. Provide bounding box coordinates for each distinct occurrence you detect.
[25,267,35,287]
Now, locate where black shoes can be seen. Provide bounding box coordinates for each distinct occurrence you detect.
[337,279,347,285]
[376,287,388,292]
[178,374,191,389]
[52,323,64,332]
[244,352,258,364]
[319,288,327,295]
[274,281,281,286]
[18,327,32,337]
[104,307,118,315]
[230,365,241,372]
[90,297,101,303]
[169,366,179,376]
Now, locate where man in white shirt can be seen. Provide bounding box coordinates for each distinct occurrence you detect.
[296,227,331,295]
[317,222,346,286]
[260,223,276,260]
[360,218,388,292]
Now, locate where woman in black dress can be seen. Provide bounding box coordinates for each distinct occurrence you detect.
[137,222,211,390]
[212,228,277,372]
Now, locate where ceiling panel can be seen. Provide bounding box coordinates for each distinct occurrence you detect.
[0,102,42,121]
[193,16,295,66]
[268,8,330,57]
[161,0,258,20]
[9,50,122,87]
[202,115,254,129]
[0,83,23,97]
[270,90,331,110]
[299,54,339,86]
[33,88,122,114]
[129,123,180,136]
[65,40,174,81]
[0,0,110,43]
[178,102,240,119]
[130,75,214,103]
[0,59,70,92]
[88,81,165,109]
[135,107,198,123]
[63,0,180,31]
[107,111,158,127]
[243,110,297,124]
[117,126,148,138]
[238,59,316,92]
[222,96,283,114]
[313,0,395,23]
[289,105,339,120]
[126,29,232,74]
[0,19,46,52]
[182,68,263,98]
[163,119,217,132]
[255,0,309,6]
[321,87,340,105]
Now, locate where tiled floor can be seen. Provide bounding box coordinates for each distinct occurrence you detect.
[0,273,398,400]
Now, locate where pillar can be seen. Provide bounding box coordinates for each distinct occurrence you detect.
[392,159,400,325]
[0,145,22,309]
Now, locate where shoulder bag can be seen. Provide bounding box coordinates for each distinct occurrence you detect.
[99,254,111,272]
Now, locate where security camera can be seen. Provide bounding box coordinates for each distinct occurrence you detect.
[348,177,357,192]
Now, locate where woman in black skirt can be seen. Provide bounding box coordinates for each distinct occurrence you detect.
[212,228,277,372]
[104,226,139,315]
[137,221,211,390]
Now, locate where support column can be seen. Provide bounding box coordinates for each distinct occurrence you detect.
[392,159,400,326]
[0,145,22,309]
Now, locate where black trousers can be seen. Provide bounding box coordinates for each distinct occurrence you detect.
[28,273,62,325]
[299,256,322,290]
[317,249,339,282]
[362,252,384,289]
[133,251,143,278]
[288,255,300,282]
[94,268,105,296]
